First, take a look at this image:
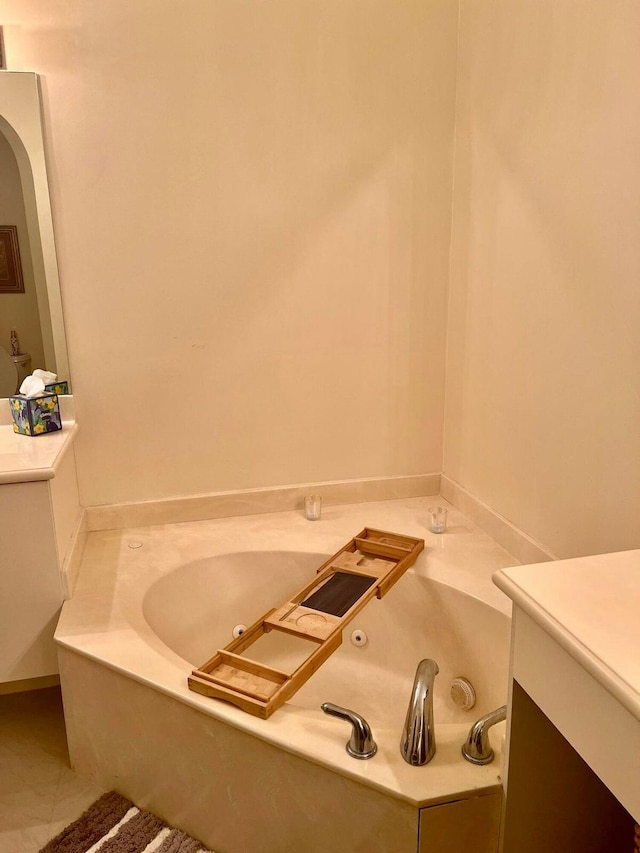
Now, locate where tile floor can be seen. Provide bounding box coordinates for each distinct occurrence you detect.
[0,687,105,853]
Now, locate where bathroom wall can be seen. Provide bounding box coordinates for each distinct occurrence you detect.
[6,2,634,560]
[0,130,44,372]
[445,0,640,558]
[2,1,458,506]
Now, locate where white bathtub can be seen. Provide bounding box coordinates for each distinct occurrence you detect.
[56,500,514,853]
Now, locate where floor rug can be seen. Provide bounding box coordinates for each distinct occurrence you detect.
[39,790,214,853]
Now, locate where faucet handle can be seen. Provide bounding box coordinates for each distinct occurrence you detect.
[321,702,377,760]
[461,705,507,765]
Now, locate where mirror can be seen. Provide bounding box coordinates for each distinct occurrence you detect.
[0,71,69,396]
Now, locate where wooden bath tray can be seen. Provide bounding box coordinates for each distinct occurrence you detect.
[188,528,424,719]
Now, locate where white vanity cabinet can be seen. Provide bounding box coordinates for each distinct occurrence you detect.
[0,403,81,687]
[494,553,640,851]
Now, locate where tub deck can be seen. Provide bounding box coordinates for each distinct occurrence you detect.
[56,496,515,813]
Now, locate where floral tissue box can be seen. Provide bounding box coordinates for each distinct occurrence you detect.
[9,393,62,436]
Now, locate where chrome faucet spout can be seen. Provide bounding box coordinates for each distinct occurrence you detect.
[400,658,439,766]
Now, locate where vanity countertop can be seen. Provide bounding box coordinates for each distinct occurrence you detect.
[493,550,640,721]
[0,396,77,484]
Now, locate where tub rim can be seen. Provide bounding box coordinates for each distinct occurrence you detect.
[55,502,514,808]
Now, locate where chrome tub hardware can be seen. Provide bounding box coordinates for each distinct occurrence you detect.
[400,658,439,766]
[461,704,507,765]
[321,702,377,760]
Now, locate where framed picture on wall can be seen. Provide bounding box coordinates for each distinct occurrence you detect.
[0,226,25,294]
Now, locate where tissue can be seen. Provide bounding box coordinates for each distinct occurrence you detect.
[19,375,46,398]
[18,369,58,399]
[33,368,57,385]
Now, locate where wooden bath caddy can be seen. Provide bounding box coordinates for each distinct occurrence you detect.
[188,528,424,719]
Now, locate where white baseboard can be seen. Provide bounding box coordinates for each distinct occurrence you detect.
[80,471,554,565]
[85,473,441,532]
[441,474,557,565]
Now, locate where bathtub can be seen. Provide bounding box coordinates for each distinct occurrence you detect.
[56,500,514,853]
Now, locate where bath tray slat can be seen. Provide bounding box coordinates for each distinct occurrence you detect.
[188,527,424,719]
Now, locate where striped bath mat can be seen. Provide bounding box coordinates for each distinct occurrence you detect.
[39,791,214,853]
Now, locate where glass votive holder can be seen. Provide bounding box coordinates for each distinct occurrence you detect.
[304,494,322,521]
[428,506,448,534]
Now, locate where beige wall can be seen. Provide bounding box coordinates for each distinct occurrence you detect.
[3,1,458,506]
[445,0,640,558]
[0,130,44,381]
[6,2,637,560]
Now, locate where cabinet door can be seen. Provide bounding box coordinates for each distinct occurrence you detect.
[502,682,635,853]
[419,793,502,853]
[0,481,62,683]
